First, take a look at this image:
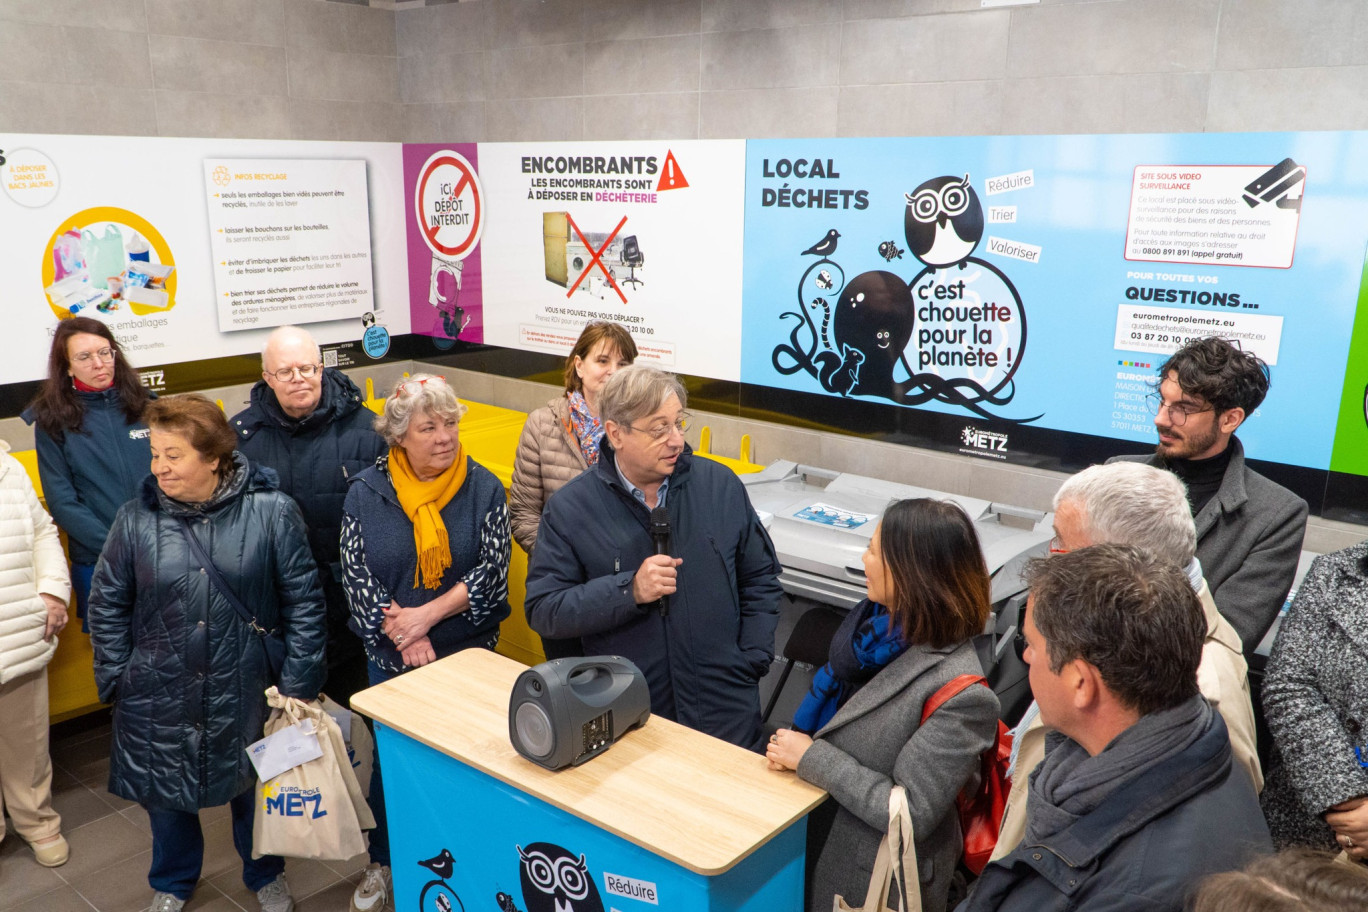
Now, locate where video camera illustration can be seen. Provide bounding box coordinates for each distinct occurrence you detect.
[1243,158,1305,212]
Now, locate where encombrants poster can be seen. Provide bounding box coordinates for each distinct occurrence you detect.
[475,140,746,381]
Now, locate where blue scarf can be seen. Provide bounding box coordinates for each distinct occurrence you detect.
[566,391,605,466]
[792,599,908,734]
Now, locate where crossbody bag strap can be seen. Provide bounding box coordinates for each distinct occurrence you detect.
[175,516,271,636]
[920,674,989,725]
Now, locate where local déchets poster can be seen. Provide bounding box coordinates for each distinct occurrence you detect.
[740,133,1368,471]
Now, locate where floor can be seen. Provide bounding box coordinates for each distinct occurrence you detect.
[1,715,367,912]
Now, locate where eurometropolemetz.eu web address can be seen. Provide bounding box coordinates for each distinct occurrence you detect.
[1130,319,1267,344]
[1131,312,1235,327]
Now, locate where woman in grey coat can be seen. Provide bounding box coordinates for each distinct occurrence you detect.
[1261,543,1368,861]
[767,499,1000,912]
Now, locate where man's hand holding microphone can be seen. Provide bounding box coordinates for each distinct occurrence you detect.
[632,554,682,608]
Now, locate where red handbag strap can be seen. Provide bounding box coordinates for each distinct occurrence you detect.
[920,674,990,725]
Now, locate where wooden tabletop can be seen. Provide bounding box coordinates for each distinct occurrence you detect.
[351,649,828,875]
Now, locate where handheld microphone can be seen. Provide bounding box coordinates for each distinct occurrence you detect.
[650,506,671,617]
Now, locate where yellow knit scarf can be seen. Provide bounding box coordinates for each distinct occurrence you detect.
[389,443,467,589]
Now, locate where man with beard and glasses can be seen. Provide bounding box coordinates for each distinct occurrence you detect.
[1109,337,1306,654]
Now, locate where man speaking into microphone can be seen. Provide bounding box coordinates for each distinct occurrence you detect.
[525,365,782,750]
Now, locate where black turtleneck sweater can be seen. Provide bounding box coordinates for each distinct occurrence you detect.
[1165,444,1233,516]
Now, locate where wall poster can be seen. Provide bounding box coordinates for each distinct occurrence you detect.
[740,132,1368,473]
[402,142,485,347]
[0,133,408,385]
[477,141,747,380]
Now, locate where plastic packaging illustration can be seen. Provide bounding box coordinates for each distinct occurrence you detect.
[126,232,151,262]
[80,225,127,290]
[53,230,84,281]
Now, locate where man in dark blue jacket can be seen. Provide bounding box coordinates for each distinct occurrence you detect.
[959,544,1270,912]
[230,326,386,704]
[524,365,782,750]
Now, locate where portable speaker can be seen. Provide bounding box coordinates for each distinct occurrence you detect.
[509,656,651,771]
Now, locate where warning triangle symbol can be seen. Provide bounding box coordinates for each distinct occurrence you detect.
[656,150,689,191]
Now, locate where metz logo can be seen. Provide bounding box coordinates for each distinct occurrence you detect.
[262,784,328,819]
[139,370,165,391]
[961,426,1008,453]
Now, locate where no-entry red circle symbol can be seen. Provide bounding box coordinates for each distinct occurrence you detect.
[415,150,484,260]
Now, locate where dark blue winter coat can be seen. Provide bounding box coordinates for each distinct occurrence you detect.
[341,454,511,673]
[231,368,386,576]
[958,711,1271,912]
[88,455,326,813]
[524,443,783,750]
[23,388,152,565]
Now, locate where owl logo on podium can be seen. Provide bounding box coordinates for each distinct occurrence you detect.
[517,843,604,912]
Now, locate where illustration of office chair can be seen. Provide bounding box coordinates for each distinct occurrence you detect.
[619,235,644,289]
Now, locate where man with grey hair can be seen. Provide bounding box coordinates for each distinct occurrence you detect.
[991,462,1261,860]
[230,325,386,704]
[525,365,783,750]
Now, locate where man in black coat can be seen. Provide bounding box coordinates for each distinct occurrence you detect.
[230,326,386,704]
[524,365,783,750]
[959,545,1270,912]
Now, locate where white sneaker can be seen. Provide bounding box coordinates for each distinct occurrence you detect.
[148,893,186,912]
[351,863,392,912]
[257,874,294,912]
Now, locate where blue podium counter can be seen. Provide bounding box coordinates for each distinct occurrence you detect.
[351,649,828,912]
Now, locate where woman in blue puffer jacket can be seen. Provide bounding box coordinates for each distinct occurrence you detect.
[89,394,326,912]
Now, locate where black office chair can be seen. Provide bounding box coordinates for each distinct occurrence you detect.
[619,235,644,289]
[761,605,845,723]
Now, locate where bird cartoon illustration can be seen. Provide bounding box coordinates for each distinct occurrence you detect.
[801,229,841,260]
[878,240,904,261]
[420,848,457,880]
[904,174,983,270]
[496,891,524,912]
[517,843,604,912]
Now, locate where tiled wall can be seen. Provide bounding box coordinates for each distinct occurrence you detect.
[12,1,1357,144]
[392,0,1368,142]
[0,0,402,140]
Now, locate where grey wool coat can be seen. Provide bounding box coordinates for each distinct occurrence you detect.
[510,395,587,554]
[1261,544,1368,851]
[1110,435,1307,652]
[796,639,1000,912]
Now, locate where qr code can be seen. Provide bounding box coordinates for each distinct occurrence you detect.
[323,350,338,368]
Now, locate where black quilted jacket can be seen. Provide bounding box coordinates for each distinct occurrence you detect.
[89,454,326,812]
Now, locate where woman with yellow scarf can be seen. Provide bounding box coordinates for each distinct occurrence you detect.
[340,373,511,912]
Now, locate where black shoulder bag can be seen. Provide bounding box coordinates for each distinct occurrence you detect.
[176,517,287,680]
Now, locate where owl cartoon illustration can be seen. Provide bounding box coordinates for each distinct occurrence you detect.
[904,173,984,270]
[517,843,605,912]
